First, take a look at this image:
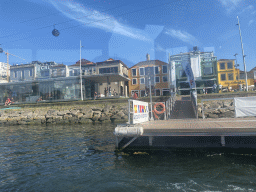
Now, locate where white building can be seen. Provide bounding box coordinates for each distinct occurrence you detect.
[0,62,8,83]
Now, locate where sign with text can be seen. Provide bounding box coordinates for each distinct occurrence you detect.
[133,100,149,124]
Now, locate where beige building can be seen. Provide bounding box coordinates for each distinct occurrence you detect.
[95,58,129,97]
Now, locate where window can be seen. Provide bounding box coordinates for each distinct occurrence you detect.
[14,71,17,78]
[29,69,33,76]
[254,71,256,79]
[155,76,160,83]
[99,67,118,74]
[221,74,226,81]
[179,70,186,77]
[21,70,24,78]
[227,62,233,69]
[132,78,137,85]
[220,63,225,70]
[228,73,233,80]
[204,67,213,75]
[162,65,167,74]
[163,76,168,82]
[140,78,145,84]
[139,68,145,76]
[132,68,137,76]
[155,66,159,74]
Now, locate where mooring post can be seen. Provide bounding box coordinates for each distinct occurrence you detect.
[149,136,153,146]
[221,136,225,146]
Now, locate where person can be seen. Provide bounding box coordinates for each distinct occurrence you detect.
[94,92,97,100]
[203,87,205,94]
[5,97,11,106]
[37,96,42,102]
[113,89,116,96]
[213,83,217,93]
[109,86,111,96]
[133,92,138,99]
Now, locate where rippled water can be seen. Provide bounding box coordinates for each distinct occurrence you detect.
[1,123,256,191]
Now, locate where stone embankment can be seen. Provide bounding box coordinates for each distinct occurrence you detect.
[0,103,129,126]
[197,99,234,118]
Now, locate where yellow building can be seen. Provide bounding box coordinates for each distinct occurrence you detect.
[217,59,249,91]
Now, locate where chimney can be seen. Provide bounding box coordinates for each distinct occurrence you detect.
[146,53,150,61]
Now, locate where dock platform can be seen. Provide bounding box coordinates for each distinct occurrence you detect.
[114,118,256,150]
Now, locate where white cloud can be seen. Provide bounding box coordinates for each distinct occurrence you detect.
[252,11,256,14]
[249,20,254,26]
[239,5,254,14]
[219,0,242,13]
[49,0,151,42]
[165,29,200,46]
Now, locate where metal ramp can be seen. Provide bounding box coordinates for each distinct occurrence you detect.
[170,97,197,119]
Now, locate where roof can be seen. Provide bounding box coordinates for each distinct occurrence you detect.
[218,59,235,61]
[130,60,168,69]
[96,58,128,69]
[69,59,95,66]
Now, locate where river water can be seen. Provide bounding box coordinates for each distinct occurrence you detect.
[1,123,256,192]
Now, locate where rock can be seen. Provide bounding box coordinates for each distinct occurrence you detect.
[102,105,111,113]
[83,109,93,119]
[47,109,58,116]
[223,101,232,108]
[208,113,219,118]
[92,108,102,112]
[70,109,79,116]
[57,110,70,116]
[219,111,234,118]
[92,112,101,121]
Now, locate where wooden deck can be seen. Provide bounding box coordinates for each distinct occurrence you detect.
[140,118,256,136]
[115,117,256,149]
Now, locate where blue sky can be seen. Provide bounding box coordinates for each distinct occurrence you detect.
[0,0,255,70]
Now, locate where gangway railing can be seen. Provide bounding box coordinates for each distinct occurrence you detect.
[190,91,198,119]
[166,92,176,119]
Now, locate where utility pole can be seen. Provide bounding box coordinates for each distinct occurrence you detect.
[80,40,83,101]
[234,53,238,80]
[237,16,248,92]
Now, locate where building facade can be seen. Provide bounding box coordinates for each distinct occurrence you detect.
[129,56,169,97]
[169,49,217,95]
[96,58,129,97]
[0,59,130,104]
[217,59,253,91]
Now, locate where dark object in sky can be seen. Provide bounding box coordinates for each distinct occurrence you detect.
[0,48,3,53]
[52,29,60,37]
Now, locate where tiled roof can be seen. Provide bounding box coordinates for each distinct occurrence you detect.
[130,60,168,69]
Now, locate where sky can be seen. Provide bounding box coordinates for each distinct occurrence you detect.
[0,0,255,70]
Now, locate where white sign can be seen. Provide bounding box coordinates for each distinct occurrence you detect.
[133,100,149,124]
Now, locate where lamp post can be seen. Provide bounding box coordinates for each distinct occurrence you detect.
[149,76,154,121]
[80,40,83,101]
[237,16,248,92]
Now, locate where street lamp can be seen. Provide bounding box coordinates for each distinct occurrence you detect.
[237,16,248,92]
[80,40,83,101]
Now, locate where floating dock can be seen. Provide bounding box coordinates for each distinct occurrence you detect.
[114,118,256,150]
